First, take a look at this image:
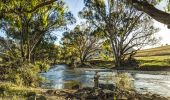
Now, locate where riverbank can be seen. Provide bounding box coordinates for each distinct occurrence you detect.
[81,56,170,71]
[1,82,170,100]
[52,55,170,71]
[2,65,170,99]
[0,82,73,100]
[44,87,170,100]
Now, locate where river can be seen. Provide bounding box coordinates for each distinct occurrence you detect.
[40,64,170,97]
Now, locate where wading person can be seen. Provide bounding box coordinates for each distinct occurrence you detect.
[94,71,100,88]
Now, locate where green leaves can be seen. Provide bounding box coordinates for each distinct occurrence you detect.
[0,0,75,78]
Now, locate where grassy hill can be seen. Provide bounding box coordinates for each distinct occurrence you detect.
[135,45,170,57]
[135,45,170,70]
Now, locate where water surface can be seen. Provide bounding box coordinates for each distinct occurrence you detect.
[41,65,170,97]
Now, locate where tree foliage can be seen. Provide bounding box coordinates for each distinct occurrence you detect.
[0,0,75,86]
[80,0,159,68]
[61,24,103,66]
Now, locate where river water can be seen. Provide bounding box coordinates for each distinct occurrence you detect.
[40,65,170,97]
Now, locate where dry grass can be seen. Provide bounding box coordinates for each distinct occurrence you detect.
[135,46,170,69]
[0,82,76,100]
[136,45,170,57]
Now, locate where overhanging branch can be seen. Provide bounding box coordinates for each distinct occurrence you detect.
[128,0,170,28]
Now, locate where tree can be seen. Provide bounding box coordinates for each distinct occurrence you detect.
[80,0,159,68]
[128,0,170,28]
[0,0,75,86]
[0,0,59,14]
[61,24,103,66]
[0,0,75,63]
[0,37,20,65]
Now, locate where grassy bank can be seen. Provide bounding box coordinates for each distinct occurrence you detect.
[0,82,42,99]
[1,82,169,100]
[0,82,74,100]
[85,46,170,70]
[86,56,170,70]
[135,56,170,70]
[135,45,170,70]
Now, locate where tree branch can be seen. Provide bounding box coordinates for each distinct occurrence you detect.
[24,0,58,13]
[129,0,170,28]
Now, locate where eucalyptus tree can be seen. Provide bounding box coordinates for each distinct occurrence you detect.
[0,37,19,64]
[0,0,59,14]
[128,0,170,28]
[62,24,103,66]
[0,0,75,63]
[0,0,76,86]
[79,0,159,68]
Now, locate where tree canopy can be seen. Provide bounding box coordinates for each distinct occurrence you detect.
[0,0,75,63]
[80,0,159,67]
[0,0,75,86]
[61,24,103,66]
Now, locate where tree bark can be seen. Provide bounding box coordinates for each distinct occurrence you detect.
[110,38,122,68]
[129,0,170,28]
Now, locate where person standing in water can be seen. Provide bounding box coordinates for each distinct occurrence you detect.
[94,71,100,88]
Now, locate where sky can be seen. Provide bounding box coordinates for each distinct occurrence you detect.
[0,0,170,47]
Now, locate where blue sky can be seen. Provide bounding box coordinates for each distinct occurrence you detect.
[0,0,170,47]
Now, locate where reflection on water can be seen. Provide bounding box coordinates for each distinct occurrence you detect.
[41,65,170,97]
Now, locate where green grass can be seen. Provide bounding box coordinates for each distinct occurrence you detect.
[0,82,42,99]
[136,56,170,67]
[90,45,170,69]
[88,45,170,69]
[135,56,170,70]
[134,45,170,69]
[0,82,75,100]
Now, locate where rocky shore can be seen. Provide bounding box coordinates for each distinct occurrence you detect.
[43,86,170,100]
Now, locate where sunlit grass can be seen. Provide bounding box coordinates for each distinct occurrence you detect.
[136,56,170,68]
[0,82,41,99]
[136,45,170,57]
[135,45,170,68]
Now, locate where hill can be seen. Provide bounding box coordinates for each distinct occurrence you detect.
[135,45,170,70]
[135,45,170,57]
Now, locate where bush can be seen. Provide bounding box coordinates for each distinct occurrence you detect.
[35,61,50,72]
[0,83,11,96]
[18,64,45,87]
[114,73,134,90]
[0,62,46,87]
[0,82,41,99]
[0,82,18,96]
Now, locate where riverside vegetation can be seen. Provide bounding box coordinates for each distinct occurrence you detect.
[0,0,170,100]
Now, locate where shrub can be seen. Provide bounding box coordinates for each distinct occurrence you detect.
[114,73,134,90]
[35,61,50,72]
[18,64,45,87]
[0,82,41,99]
[0,60,49,87]
[0,82,17,96]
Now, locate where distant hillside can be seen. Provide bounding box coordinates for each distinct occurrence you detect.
[135,45,170,57]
